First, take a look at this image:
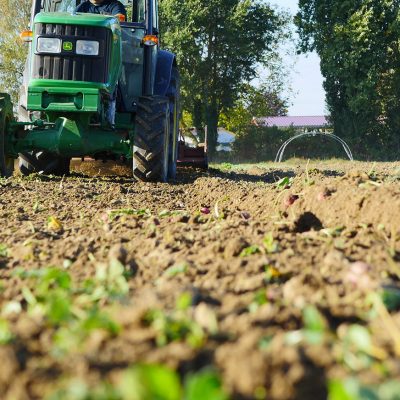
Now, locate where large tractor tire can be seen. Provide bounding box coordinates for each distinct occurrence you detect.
[0,94,15,178]
[166,66,180,180]
[133,96,170,182]
[18,152,70,176]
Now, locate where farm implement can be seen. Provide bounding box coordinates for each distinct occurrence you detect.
[0,0,207,181]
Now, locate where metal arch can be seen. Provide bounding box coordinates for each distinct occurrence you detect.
[275,132,354,162]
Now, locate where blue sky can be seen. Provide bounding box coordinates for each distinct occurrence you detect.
[272,0,326,116]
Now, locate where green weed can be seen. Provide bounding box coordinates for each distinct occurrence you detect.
[163,263,189,278]
[248,290,268,313]
[240,245,260,257]
[276,176,293,190]
[285,305,327,346]
[0,244,8,258]
[0,318,13,344]
[328,378,400,400]
[263,233,279,253]
[49,365,228,400]
[145,308,205,348]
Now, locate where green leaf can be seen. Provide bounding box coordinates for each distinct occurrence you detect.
[176,292,192,310]
[0,244,8,258]
[240,245,260,257]
[302,305,326,332]
[119,364,182,400]
[164,263,188,277]
[344,325,372,353]
[81,310,120,336]
[185,369,228,400]
[381,287,400,311]
[263,233,279,254]
[328,379,361,400]
[46,290,72,324]
[0,318,13,344]
[276,177,292,190]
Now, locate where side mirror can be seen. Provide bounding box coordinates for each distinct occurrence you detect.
[20,30,33,43]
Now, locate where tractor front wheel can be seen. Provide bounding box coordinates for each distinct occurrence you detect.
[0,94,15,178]
[133,96,170,182]
[18,152,70,176]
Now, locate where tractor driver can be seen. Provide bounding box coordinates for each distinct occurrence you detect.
[75,0,127,20]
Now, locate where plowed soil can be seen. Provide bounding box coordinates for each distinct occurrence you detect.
[1,160,400,399]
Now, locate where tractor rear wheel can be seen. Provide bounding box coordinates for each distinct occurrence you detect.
[166,66,180,180]
[0,94,15,178]
[18,152,70,176]
[133,96,170,182]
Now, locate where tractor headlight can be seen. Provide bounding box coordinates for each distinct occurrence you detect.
[37,37,62,53]
[76,40,99,56]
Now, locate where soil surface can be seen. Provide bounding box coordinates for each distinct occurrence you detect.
[1,159,400,399]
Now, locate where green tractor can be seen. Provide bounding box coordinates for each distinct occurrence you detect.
[0,0,180,181]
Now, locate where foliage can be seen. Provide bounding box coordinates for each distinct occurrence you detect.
[160,0,289,155]
[13,263,129,355]
[0,0,30,101]
[328,378,400,400]
[0,244,9,258]
[296,0,400,160]
[240,245,260,257]
[219,83,289,136]
[49,365,227,400]
[144,307,205,347]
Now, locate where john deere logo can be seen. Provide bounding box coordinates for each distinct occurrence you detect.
[63,41,73,51]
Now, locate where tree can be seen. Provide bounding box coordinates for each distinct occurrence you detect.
[0,0,31,101]
[296,0,400,159]
[160,0,288,155]
[220,83,288,135]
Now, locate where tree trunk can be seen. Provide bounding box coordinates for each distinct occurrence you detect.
[206,100,219,158]
[192,99,205,142]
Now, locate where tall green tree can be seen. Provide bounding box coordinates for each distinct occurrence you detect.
[220,83,288,135]
[0,0,31,101]
[296,0,400,159]
[160,0,288,155]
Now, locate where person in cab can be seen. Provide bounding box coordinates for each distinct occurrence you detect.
[76,0,127,20]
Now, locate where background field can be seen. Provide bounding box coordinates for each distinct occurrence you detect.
[0,160,400,399]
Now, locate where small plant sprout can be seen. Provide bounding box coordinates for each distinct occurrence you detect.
[304,159,315,186]
[264,265,282,283]
[367,162,377,179]
[145,308,205,348]
[163,263,189,278]
[240,245,260,257]
[47,216,63,232]
[0,318,13,344]
[32,200,42,213]
[285,305,327,346]
[320,226,345,238]
[0,244,8,258]
[276,176,293,190]
[248,289,268,313]
[263,232,279,253]
[107,208,150,221]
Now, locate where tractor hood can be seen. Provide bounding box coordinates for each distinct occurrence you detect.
[34,11,121,30]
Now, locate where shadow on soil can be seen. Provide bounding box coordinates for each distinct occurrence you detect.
[17,164,343,186]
